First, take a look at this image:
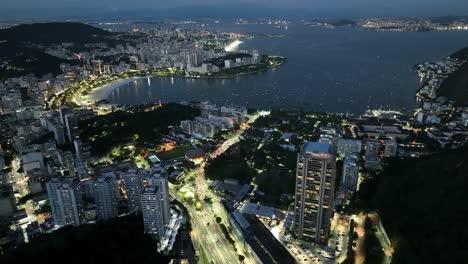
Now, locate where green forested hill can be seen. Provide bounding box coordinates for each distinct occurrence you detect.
[0,22,113,44]
[358,147,468,264]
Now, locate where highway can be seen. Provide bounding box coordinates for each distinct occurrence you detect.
[170,113,261,263]
[196,113,260,201]
[171,186,241,264]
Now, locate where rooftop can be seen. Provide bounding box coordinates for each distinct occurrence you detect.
[303,142,333,155]
[244,214,295,264]
[142,185,159,195]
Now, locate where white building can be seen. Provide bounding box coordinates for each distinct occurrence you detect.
[181,120,193,134]
[46,177,83,227]
[224,59,234,69]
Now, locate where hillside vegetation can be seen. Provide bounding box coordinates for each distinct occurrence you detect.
[0,22,113,44]
[0,214,170,264]
[439,45,468,105]
[0,22,114,79]
[79,103,200,157]
[357,147,468,263]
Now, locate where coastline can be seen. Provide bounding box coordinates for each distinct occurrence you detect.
[82,58,286,103]
[77,39,286,105]
[85,76,147,102]
[224,40,243,52]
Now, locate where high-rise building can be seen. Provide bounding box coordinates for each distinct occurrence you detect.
[46,177,83,227]
[74,139,83,160]
[180,120,193,134]
[341,154,360,194]
[384,140,398,158]
[149,165,170,225]
[64,113,79,142]
[92,176,118,220]
[141,185,165,239]
[365,138,381,159]
[293,142,336,244]
[122,168,145,212]
[337,138,362,157]
[365,139,381,169]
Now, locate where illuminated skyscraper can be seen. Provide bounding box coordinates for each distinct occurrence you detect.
[293,142,336,244]
[122,168,145,212]
[141,185,165,239]
[149,165,170,225]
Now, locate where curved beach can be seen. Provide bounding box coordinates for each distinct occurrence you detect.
[224,40,244,52]
[85,77,146,102]
[83,40,248,103]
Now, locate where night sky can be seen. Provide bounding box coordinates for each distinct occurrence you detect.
[1,0,467,18]
[2,0,467,10]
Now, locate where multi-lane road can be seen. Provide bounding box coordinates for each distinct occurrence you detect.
[171,113,261,263]
[171,185,242,264]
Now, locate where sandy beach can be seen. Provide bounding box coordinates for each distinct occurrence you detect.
[85,77,146,102]
[224,40,243,52]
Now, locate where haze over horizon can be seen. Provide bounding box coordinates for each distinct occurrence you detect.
[1,0,468,20]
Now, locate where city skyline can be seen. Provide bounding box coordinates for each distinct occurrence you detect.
[3,0,468,10]
[0,3,467,263]
[2,2,468,20]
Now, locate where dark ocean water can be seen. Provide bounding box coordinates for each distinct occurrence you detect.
[108,23,468,113]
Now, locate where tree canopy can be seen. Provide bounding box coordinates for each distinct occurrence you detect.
[1,214,170,264]
[357,147,468,263]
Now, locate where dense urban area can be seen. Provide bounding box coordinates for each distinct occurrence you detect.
[0,18,467,264]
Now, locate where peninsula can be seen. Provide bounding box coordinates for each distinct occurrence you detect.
[0,22,286,108]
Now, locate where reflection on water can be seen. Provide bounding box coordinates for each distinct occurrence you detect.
[108,24,468,113]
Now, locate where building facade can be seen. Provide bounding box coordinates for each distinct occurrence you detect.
[149,165,170,225]
[293,142,336,244]
[337,138,362,157]
[92,176,118,220]
[141,186,165,239]
[122,168,145,212]
[341,154,360,194]
[384,140,398,157]
[365,138,381,158]
[46,177,82,227]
